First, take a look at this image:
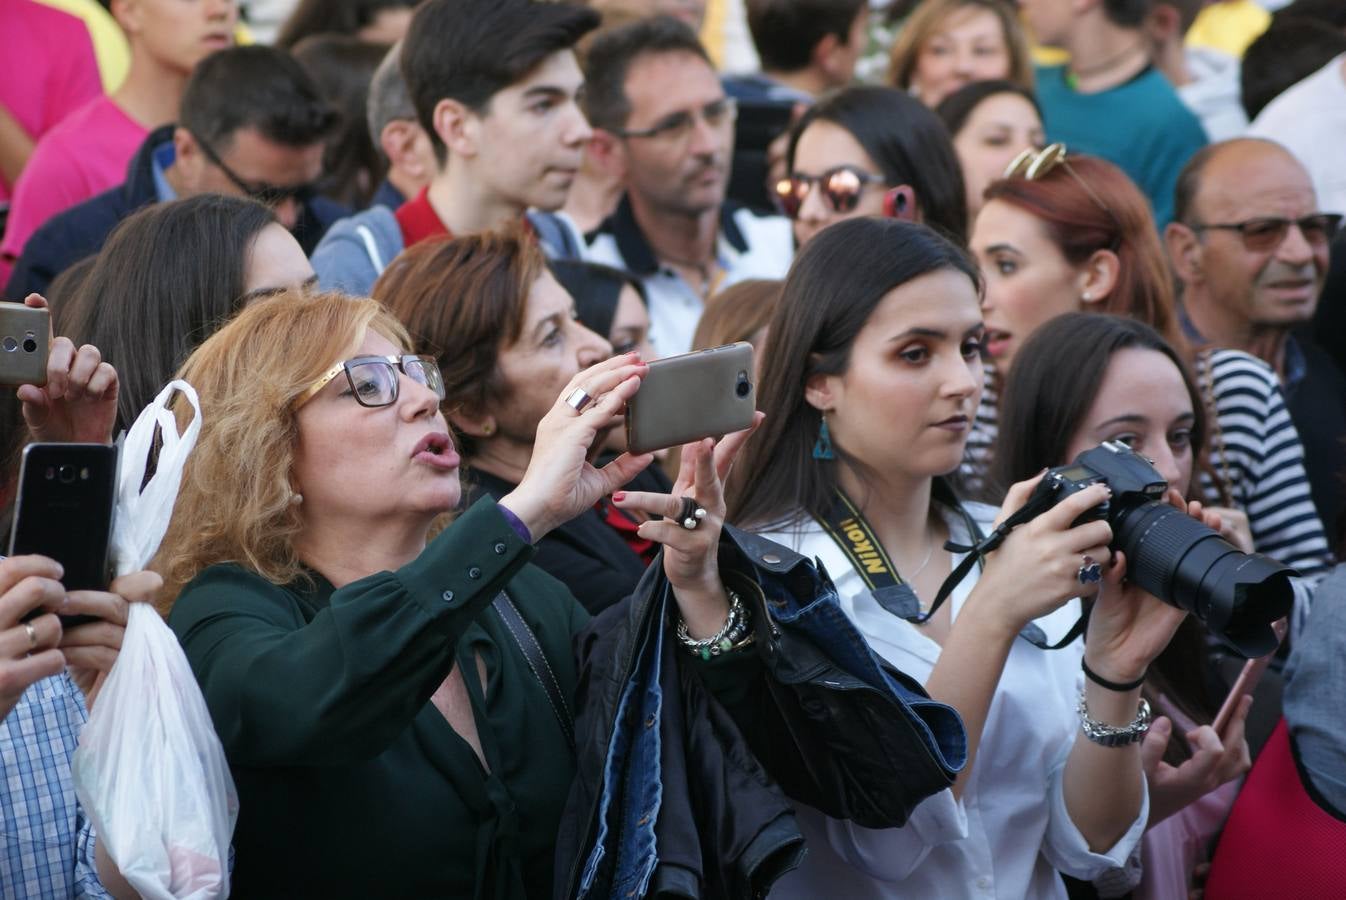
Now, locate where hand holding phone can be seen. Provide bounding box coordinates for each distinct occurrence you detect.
[624,343,756,455]
[1211,617,1288,735]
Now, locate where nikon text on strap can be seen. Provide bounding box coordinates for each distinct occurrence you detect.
[817,481,1087,650]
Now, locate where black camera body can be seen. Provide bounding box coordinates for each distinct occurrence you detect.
[1024,441,1293,657]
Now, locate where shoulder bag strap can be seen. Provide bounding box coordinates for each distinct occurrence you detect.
[493,593,575,750]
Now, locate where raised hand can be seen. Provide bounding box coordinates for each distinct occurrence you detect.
[61,570,163,711]
[16,294,118,444]
[1141,694,1253,827]
[0,555,67,720]
[499,353,652,540]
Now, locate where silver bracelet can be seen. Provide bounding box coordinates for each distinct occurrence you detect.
[1077,692,1152,747]
[676,588,754,660]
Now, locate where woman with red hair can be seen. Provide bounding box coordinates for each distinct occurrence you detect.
[967,144,1330,627]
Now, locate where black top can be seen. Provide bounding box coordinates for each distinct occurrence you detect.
[1285,337,1346,540]
[465,461,671,615]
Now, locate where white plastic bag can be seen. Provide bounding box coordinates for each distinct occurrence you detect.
[71,380,238,900]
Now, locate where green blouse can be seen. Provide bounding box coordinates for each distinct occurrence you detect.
[170,498,588,898]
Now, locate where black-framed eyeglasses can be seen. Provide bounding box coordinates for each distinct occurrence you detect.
[294,354,445,409]
[612,97,738,144]
[1185,214,1342,253]
[773,165,886,220]
[190,130,317,207]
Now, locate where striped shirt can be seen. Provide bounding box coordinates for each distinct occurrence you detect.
[965,350,1332,586]
[0,671,109,899]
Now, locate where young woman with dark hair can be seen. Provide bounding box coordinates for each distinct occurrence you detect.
[66,194,315,435]
[995,312,1253,900]
[968,147,1332,630]
[779,86,969,248]
[935,79,1044,221]
[729,216,1189,899]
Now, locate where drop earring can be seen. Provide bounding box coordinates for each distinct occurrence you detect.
[812,416,835,460]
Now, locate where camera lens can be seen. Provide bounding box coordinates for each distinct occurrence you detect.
[735,371,751,399]
[58,465,76,483]
[1,336,16,352]
[1111,501,1294,657]
[22,337,37,353]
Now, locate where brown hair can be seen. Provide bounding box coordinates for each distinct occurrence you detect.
[983,154,1184,350]
[153,290,413,608]
[886,0,1034,96]
[373,225,546,457]
[692,279,782,351]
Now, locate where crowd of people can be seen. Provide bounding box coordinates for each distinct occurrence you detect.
[2,0,1344,897]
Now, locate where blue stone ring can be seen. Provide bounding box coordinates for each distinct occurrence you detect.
[1077,555,1103,585]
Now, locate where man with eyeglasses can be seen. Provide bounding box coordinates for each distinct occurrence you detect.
[580,15,793,358]
[1166,137,1346,533]
[6,45,341,300]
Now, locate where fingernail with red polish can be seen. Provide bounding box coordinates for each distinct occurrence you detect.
[612,491,626,502]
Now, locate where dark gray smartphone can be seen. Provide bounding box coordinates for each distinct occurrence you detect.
[0,301,50,386]
[9,443,119,626]
[624,342,756,455]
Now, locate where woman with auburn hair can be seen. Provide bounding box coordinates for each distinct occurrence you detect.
[886,0,1034,108]
[728,216,1189,899]
[969,145,1330,627]
[375,229,667,614]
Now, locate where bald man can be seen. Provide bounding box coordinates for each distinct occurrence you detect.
[1166,137,1346,533]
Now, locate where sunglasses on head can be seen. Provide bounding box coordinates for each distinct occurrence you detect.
[294,354,445,410]
[1186,214,1342,253]
[773,165,889,220]
[1003,142,1122,242]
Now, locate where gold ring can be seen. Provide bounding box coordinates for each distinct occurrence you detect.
[23,621,38,650]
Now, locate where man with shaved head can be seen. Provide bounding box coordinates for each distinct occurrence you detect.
[1166,137,1346,533]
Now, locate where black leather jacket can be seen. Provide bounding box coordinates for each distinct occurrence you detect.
[555,525,967,899]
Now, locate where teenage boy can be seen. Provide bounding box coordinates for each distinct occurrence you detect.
[1021,0,1207,226]
[1,0,238,280]
[580,16,793,358]
[6,46,339,299]
[310,0,598,294]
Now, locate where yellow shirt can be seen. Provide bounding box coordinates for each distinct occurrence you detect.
[1186,0,1271,59]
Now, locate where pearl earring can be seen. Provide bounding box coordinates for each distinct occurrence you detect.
[1082,291,1094,302]
[289,492,303,506]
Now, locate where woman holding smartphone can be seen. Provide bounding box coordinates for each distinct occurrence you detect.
[995,312,1253,900]
[728,217,1188,899]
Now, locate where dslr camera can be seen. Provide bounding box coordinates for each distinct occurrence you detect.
[1021,441,1293,657]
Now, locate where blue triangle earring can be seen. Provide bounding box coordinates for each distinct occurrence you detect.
[812,415,835,460]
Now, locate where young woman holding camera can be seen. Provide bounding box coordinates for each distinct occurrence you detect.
[995,312,1253,900]
[728,217,1188,899]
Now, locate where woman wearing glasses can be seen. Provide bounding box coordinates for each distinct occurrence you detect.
[967,145,1332,629]
[150,285,791,896]
[776,86,969,249]
[728,216,1187,899]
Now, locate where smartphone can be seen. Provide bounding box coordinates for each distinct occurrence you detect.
[1211,617,1289,734]
[0,301,50,386]
[625,342,756,455]
[9,443,119,626]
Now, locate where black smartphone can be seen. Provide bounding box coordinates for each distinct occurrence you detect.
[8,443,119,626]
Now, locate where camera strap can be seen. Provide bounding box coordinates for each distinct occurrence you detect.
[819,481,1087,651]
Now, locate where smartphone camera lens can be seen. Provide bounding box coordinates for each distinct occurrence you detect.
[2,336,17,352]
[735,371,752,399]
[22,331,38,353]
[58,465,76,484]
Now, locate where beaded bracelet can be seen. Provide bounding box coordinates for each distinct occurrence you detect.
[676,588,755,660]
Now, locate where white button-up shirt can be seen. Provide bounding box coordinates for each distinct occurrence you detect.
[760,502,1147,900]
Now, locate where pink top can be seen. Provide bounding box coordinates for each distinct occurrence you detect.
[1,94,147,274]
[0,0,102,202]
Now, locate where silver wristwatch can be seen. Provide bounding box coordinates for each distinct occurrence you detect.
[1077,693,1153,747]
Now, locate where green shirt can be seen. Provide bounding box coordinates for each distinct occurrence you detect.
[170,498,583,898]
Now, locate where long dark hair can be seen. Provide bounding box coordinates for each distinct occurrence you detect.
[993,312,1218,758]
[787,86,970,247]
[728,217,980,530]
[70,195,278,433]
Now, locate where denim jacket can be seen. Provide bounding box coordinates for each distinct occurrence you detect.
[556,525,967,900]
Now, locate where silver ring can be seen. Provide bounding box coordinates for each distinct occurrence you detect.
[23,621,38,650]
[564,387,593,412]
[1077,556,1103,585]
[678,496,707,530]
